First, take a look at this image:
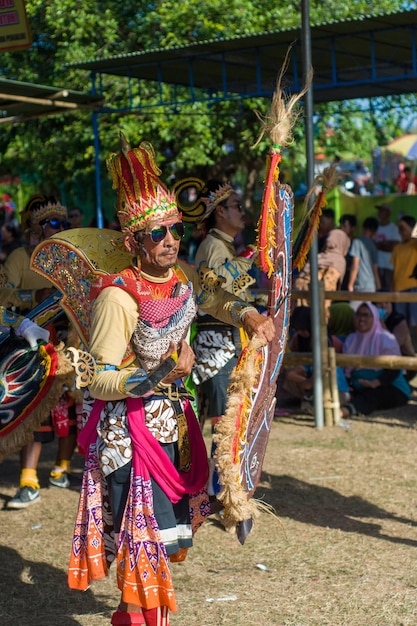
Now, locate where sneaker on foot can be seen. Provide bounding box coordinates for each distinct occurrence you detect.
[49,472,70,489]
[7,486,40,509]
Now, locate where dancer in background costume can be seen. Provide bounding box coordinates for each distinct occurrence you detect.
[0,194,77,509]
[173,177,263,496]
[55,135,275,626]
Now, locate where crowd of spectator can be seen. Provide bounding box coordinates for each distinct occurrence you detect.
[2,187,416,429]
[284,200,417,418]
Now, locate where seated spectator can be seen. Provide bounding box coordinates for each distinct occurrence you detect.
[341,302,411,417]
[390,216,417,345]
[328,302,355,341]
[280,306,349,413]
[347,217,381,294]
[377,297,415,381]
[376,291,415,357]
[280,306,314,410]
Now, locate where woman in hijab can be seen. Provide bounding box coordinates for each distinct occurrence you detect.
[341,302,411,417]
[294,228,351,313]
[281,306,349,413]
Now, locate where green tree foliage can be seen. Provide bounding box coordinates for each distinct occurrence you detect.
[0,0,415,217]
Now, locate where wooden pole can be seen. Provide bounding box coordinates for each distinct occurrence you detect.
[291,290,417,303]
[328,347,341,424]
[284,352,417,369]
[318,281,333,427]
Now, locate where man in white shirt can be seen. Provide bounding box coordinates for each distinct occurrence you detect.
[373,203,401,289]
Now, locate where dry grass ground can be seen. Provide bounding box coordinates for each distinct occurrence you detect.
[1,396,417,626]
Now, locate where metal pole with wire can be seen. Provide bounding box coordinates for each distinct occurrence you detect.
[91,73,104,229]
[301,0,324,428]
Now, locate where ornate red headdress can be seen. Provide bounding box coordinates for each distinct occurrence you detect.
[106,133,179,233]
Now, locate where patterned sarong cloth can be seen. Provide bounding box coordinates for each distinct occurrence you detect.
[68,397,209,612]
[192,314,236,385]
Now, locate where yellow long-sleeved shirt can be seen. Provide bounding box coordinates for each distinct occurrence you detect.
[0,246,52,310]
[88,260,255,401]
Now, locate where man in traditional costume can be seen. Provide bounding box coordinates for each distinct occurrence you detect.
[67,136,274,626]
[179,179,264,495]
[0,194,78,508]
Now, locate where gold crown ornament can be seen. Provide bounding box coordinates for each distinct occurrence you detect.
[201,182,233,222]
[20,194,67,231]
[20,195,67,248]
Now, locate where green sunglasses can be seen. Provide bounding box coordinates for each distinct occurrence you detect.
[146,222,185,244]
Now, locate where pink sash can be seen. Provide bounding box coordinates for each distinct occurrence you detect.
[78,396,208,502]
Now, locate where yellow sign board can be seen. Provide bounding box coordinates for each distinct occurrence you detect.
[0,0,31,52]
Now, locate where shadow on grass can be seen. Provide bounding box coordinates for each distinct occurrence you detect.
[348,411,417,429]
[256,472,417,547]
[276,406,417,430]
[0,545,111,625]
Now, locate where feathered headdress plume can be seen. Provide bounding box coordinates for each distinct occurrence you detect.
[292,163,342,271]
[253,49,312,278]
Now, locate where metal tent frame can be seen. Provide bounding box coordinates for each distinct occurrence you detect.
[69,9,417,110]
[0,77,103,124]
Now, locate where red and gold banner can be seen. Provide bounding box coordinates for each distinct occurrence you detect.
[0,0,31,52]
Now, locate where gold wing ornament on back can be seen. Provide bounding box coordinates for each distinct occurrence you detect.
[30,228,136,385]
[30,228,131,349]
